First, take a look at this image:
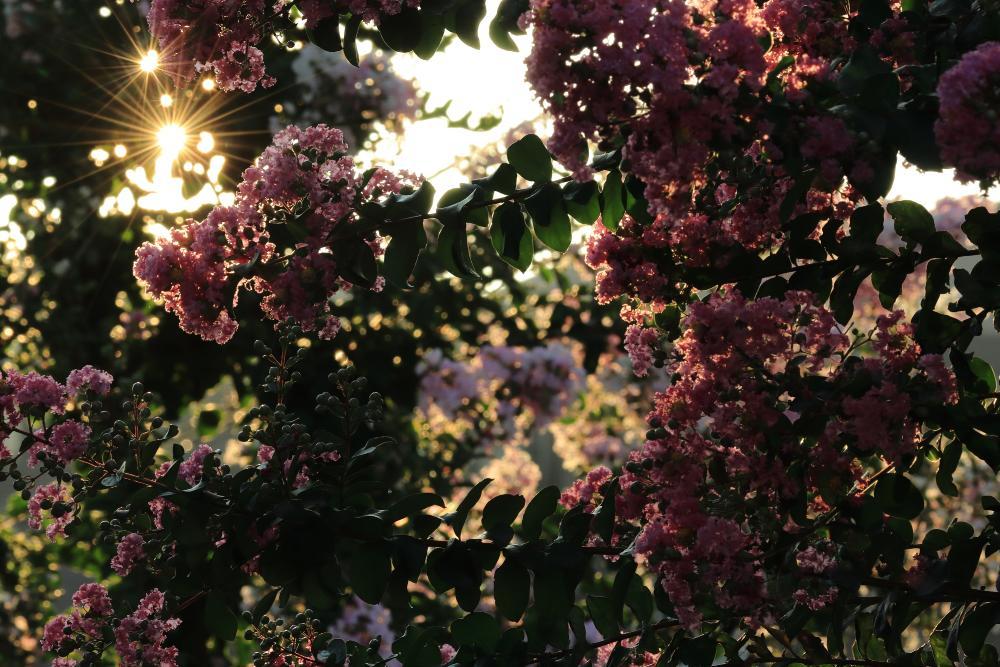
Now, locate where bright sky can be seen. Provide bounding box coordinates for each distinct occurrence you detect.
[359,0,543,192]
[892,158,996,208]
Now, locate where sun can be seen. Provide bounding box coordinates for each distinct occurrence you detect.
[139,49,159,73]
[157,124,187,155]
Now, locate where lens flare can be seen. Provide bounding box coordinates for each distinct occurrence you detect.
[139,50,159,73]
[157,125,187,155]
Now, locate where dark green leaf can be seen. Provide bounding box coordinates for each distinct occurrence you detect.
[507,135,552,183]
[379,8,424,51]
[586,596,618,639]
[936,439,961,497]
[601,170,625,231]
[382,492,445,522]
[413,11,445,60]
[564,180,600,225]
[524,183,571,252]
[490,202,533,272]
[676,634,717,667]
[453,1,487,48]
[349,542,390,604]
[850,203,885,244]
[205,592,238,640]
[383,221,428,288]
[451,612,501,652]
[446,478,492,538]
[610,559,636,627]
[494,558,530,621]
[874,473,924,519]
[520,486,559,540]
[308,16,343,52]
[830,267,871,325]
[434,221,479,280]
[482,494,525,533]
[251,588,278,623]
[343,15,362,65]
[888,200,935,244]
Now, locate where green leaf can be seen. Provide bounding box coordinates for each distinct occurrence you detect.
[336,239,378,287]
[610,559,636,628]
[564,180,600,225]
[947,535,984,588]
[378,7,423,51]
[524,183,571,252]
[481,494,525,533]
[507,135,552,182]
[888,200,935,244]
[383,221,428,288]
[349,542,391,604]
[391,181,436,216]
[454,0,487,48]
[445,478,491,538]
[871,262,910,309]
[839,45,892,97]
[205,592,238,640]
[343,15,362,65]
[964,431,1000,471]
[676,634,717,667]
[625,578,653,623]
[874,473,924,519]
[586,596,618,639]
[392,535,428,583]
[489,0,528,51]
[959,603,1000,657]
[251,588,278,623]
[490,202,533,272]
[963,207,1000,259]
[451,612,501,652]
[494,558,530,621]
[936,440,961,497]
[435,188,479,225]
[486,163,517,195]
[850,203,886,244]
[382,492,445,522]
[434,221,479,280]
[308,16,343,52]
[519,486,559,540]
[593,478,618,543]
[489,15,518,51]
[413,11,445,60]
[601,170,625,231]
[970,357,997,392]
[830,267,872,325]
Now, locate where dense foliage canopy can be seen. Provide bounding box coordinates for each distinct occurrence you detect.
[4,0,1000,666]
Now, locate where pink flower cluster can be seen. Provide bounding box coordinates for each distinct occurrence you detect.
[42,583,115,657]
[43,585,178,666]
[134,124,422,343]
[111,532,146,575]
[0,366,110,464]
[27,482,76,538]
[114,589,182,667]
[567,290,957,629]
[935,42,1000,184]
[149,0,419,92]
[148,0,275,91]
[525,1,910,268]
[623,324,660,378]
